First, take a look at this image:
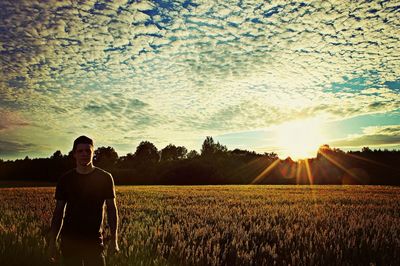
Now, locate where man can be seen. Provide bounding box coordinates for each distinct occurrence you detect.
[48,136,119,266]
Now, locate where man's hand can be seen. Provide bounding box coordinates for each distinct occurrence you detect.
[47,199,66,263]
[108,239,120,254]
[105,198,119,255]
[47,239,58,263]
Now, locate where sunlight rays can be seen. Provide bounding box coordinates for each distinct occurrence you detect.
[318,149,364,184]
[250,159,280,184]
[296,160,303,184]
[304,159,314,185]
[250,158,315,185]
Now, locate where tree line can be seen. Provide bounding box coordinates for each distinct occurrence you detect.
[0,137,399,185]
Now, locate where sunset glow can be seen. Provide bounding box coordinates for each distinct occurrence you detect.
[275,119,325,160]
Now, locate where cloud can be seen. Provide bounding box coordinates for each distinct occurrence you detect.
[0,110,30,131]
[329,125,400,148]
[0,139,39,159]
[0,0,399,157]
[0,139,35,153]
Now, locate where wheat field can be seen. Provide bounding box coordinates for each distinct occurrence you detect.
[0,185,399,266]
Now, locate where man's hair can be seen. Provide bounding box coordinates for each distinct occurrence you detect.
[73,135,94,151]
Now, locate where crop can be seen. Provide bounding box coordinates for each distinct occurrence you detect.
[0,185,399,265]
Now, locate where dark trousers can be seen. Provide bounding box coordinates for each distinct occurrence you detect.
[61,236,105,266]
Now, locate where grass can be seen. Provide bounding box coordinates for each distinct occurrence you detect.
[0,185,399,265]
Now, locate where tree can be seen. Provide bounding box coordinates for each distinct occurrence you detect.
[177,146,188,159]
[51,150,63,160]
[264,152,279,161]
[187,150,199,159]
[161,144,188,161]
[319,144,331,151]
[94,146,118,168]
[201,136,227,157]
[362,147,372,153]
[317,144,332,159]
[67,150,74,158]
[231,149,250,156]
[117,153,135,168]
[332,148,344,154]
[134,141,159,164]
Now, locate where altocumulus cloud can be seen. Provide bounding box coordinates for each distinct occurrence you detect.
[0,109,30,131]
[0,140,36,155]
[0,0,399,157]
[330,125,400,148]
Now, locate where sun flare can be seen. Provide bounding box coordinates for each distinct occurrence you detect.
[275,118,325,160]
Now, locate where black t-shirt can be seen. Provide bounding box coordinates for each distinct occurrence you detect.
[55,167,115,240]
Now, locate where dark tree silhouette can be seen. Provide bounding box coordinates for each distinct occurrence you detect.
[264,152,279,161]
[134,141,159,164]
[186,150,199,159]
[160,144,187,161]
[362,147,373,153]
[51,150,63,160]
[94,146,118,169]
[201,136,227,157]
[117,153,135,168]
[230,149,255,156]
[1,137,400,185]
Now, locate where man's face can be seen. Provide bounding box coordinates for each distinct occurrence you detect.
[73,143,94,166]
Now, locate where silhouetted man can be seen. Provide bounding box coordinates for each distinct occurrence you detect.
[48,136,119,266]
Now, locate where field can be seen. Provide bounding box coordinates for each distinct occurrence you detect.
[0,185,399,266]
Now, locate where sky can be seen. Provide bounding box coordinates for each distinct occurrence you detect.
[0,0,399,160]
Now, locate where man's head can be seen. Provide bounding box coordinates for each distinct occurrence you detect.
[72,135,94,167]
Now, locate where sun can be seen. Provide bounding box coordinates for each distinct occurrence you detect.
[274,118,325,160]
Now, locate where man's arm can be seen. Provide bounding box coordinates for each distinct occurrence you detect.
[105,198,119,252]
[47,200,66,260]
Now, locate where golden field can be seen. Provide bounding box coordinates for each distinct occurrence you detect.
[0,185,399,265]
